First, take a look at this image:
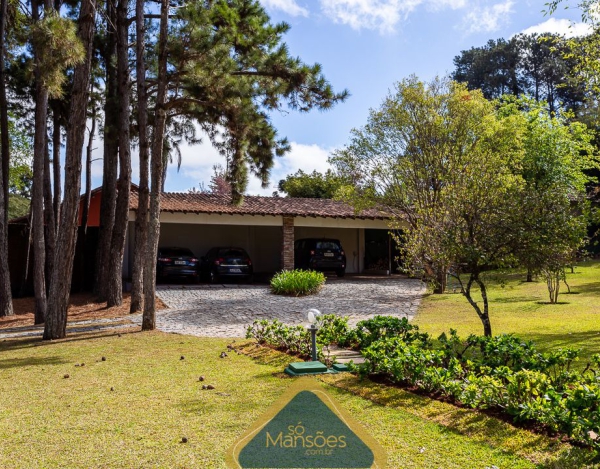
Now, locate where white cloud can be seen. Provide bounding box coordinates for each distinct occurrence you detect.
[173,137,225,183]
[320,0,411,34]
[261,0,309,17]
[428,0,467,11]
[519,18,592,38]
[159,132,333,196]
[460,0,514,34]
[249,142,334,195]
[319,0,469,33]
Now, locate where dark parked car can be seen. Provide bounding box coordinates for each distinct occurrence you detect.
[200,247,253,283]
[294,238,346,277]
[157,247,200,282]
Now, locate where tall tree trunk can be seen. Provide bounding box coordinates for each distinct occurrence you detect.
[77,101,95,293]
[130,0,149,314]
[462,273,492,337]
[94,0,118,300]
[526,267,533,282]
[51,104,61,227]
[433,269,447,294]
[31,0,48,324]
[0,0,8,218]
[142,0,168,330]
[43,0,96,340]
[81,101,95,233]
[43,140,56,295]
[106,0,131,307]
[19,204,33,297]
[0,0,13,316]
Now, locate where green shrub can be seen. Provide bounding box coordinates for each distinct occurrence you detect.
[245,314,349,361]
[342,315,430,349]
[359,334,600,450]
[270,269,326,296]
[247,314,600,450]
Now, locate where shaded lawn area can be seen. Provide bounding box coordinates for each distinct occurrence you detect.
[0,332,592,468]
[0,293,167,330]
[414,260,600,364]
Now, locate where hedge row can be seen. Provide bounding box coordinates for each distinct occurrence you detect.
[247,315,600,449]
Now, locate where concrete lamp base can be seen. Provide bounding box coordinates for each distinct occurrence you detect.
[284,361,337,377]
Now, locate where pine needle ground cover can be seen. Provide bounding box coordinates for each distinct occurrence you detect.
[0,332,592,468]
[414,260,600,365]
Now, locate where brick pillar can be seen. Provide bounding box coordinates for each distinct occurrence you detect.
[281,216,295,271]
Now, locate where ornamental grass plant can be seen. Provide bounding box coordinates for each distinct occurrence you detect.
[270,269,326,296]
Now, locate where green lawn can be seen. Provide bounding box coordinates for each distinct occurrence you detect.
[1,331,594,468]
[2,263,600,468]
[414,260,600,364]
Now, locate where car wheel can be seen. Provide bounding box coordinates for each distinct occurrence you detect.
[336,269,345,278]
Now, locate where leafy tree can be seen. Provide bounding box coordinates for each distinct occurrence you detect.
[207,164,231,196]
[332,77,595,336]
[452,33,586,114]
[43,0,97,340]
[501,98,596,302]
[138,0,347,329]
[8,194,28,219]
[452,37,522,100]
[4,116,32,220]
[278,169,344,198]
[331,76,516,296]
[4,116,32,198]
[166,0,347,202]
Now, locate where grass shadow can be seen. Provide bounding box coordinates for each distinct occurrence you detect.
[564,281,600,294]
[0,355,68,369]
[0,329,139,353]
[492,296,540,304]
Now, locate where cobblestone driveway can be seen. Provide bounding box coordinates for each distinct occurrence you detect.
[131,276,425,338]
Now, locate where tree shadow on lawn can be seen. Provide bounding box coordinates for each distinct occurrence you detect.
[561,281,600,295]
[535,301,571,305]
[0,329,138,354]
[519,330,600,358]
[493,295,542,304]
[0,355,68,369]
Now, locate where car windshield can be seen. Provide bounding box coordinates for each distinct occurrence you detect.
[218,248,247,257]
[316,241,340,250]
[161,248,193,257]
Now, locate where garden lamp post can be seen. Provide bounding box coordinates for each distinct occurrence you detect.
[307,308,321,362]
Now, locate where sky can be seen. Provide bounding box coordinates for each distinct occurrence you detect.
[92,0,592,196]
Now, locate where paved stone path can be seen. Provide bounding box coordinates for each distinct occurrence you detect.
[0,277,425,340]
[130,276,425,338]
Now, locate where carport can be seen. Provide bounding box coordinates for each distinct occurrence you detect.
[124,191,407,277]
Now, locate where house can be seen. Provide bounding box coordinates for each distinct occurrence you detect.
[124,190,405,276]
[8,187,407,293]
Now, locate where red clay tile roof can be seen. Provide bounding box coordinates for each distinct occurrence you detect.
[129,192,390,220]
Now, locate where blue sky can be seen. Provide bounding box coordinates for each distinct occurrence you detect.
[96,0,592,195]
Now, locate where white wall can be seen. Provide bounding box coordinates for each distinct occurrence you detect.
[158,223,282,272]
[123,211,398,276]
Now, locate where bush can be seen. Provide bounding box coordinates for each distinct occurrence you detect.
[246,315,600,449]
[246,314,349,361]
[270,269,326,296]
[359,334,598,449]
[342,315,430,349]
